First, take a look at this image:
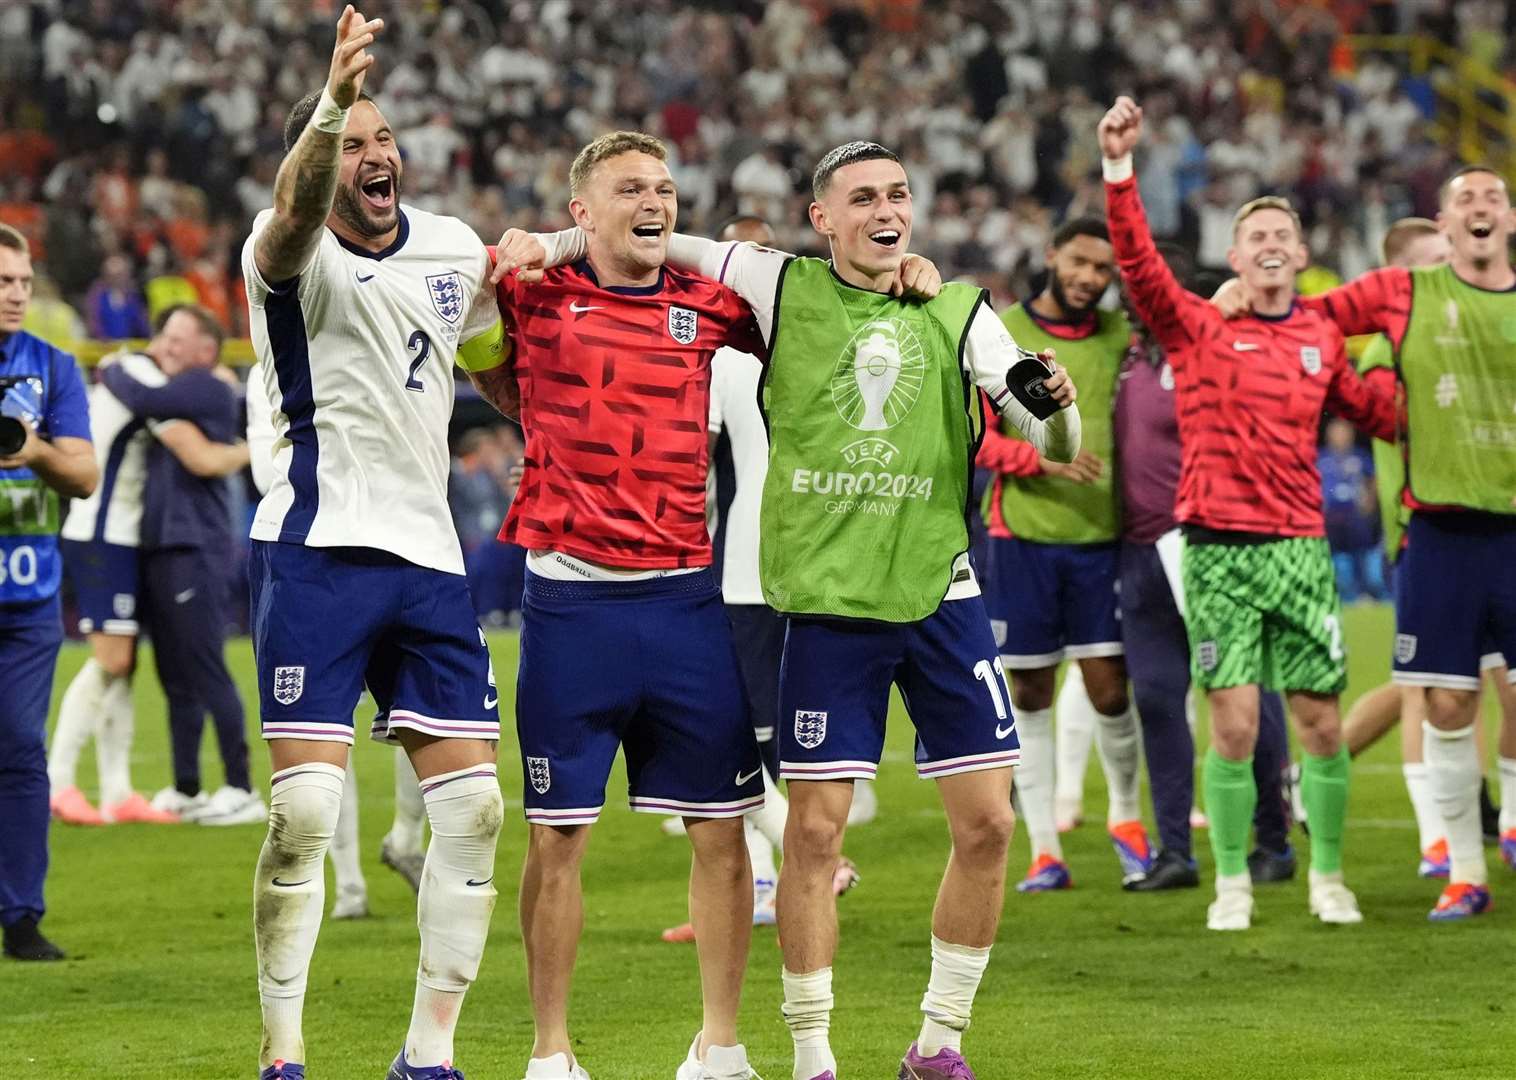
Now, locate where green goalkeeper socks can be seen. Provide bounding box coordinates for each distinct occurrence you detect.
[1204,749,1256,878]
[1301,747,1351,874]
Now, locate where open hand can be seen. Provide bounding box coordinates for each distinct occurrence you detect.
[490,228,547,286]
[327,5,384,109]
[1041,448,1103,484]
[1098,95,1143,160]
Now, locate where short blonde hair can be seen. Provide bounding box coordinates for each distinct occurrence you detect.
[1381,217,1439,265]
[1231,196,1302,240]
[569,131,668,197]
[0,223,30,256]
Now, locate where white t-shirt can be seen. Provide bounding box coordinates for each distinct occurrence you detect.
[707,346,767,605]
[60,351,173,547]
[242,205,503,575]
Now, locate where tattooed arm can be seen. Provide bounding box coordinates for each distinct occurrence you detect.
[467,364,521,421]
[253,6,384,284]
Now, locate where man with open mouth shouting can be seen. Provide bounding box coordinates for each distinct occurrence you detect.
[1100,95,1398,934]
[242,8,512,1079]
[497,138,1083,1080]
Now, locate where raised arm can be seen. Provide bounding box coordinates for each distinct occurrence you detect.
[253,6,384,284]
[1099,96,1213,354]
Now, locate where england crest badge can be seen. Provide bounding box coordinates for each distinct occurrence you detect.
[1300,346,1322,375]
[1394,634,1417,664]
[527,756,552,795]
[668,305,698,345]
[427,272,464,325]
[794,710,828,750]
[273,665,305,706]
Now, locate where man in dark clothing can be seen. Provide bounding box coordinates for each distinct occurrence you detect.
[98,305,259,826]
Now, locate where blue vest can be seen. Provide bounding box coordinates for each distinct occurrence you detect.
[0,330,90,620]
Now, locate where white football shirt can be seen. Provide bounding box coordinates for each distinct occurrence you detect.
[61,351,173,547]
[707,346,767,605]
[242,205,505,575]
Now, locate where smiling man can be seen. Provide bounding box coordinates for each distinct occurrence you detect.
[497,138,1081,1080]
[1100,95,1398,932]
[490,131,770,1080]
[975,216,1150,895]
[242,8,510,1080]
[1273,169,1516,920]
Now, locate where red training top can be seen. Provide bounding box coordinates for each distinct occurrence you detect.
[1105,176,1396,538]
[494,256,763,568]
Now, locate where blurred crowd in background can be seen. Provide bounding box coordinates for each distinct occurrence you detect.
[2,0,1478,617]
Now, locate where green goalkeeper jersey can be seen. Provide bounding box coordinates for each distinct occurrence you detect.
[759,258,984,623]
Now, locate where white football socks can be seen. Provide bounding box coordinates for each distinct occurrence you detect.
[405,763,503,1068]
[745,815,778,891]
[1094,704,1143,825]
[917,936,991,1055]
[1422,722,1486,885]
[95,674,135,809]
[1401,762,1443,852]
[388,747,426,854]
[781,966,837,1080]
[328,759,367,899]
[255,761,345,1067]
[1012,707,1061,861]
[749,766,788,853]
[1499,756,1516,835]
[1054,667,1096,825]
[48,658,108,790]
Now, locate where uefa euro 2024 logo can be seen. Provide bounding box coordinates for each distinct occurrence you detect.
[831,318,926,432]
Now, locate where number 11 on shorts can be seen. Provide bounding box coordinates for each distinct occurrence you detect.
[974,656,1011,719]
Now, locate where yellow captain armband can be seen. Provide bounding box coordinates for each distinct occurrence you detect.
[456,319,509,373]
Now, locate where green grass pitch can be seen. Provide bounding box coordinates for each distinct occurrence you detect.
[10,604,1516,1078]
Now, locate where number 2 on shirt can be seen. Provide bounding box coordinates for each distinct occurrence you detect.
[406,330,431,392]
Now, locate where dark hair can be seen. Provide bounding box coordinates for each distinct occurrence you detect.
[1049,216,1109,249]
[155,304,226,352]
[811,141,901,200]
[1438,164,1506,206]
[283,89,375,153]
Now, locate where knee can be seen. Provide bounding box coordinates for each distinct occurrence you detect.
[97,654,133,680]
[785,806,848,865]
[1010,668,1055,712]
[688,816,750,876]
[1426,689,1477,731]
[527,822,590,872]
[950,801,1017,862]
[267,774,343,861]
[1209,715,1257,761]
[1091,685,1131,717]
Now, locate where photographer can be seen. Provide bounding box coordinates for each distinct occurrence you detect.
[0,223,97,961]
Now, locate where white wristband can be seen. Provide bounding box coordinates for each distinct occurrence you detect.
[311,88,349,134]
[1102,154,1134,183]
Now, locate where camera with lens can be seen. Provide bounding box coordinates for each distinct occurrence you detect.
[0,375,35,457]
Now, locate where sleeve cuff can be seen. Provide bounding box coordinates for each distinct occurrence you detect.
[1102,154,1134,183]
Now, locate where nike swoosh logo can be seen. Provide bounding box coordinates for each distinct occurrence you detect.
[174,588,196,604]
[271,877,311,888]
[735,767,762,786]
[484,694,498,709]
[995,724,1015,740]
[1232,341,1260,351]
[568,302,604,313]
[356,273,376,283]
[465,876,493,887]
